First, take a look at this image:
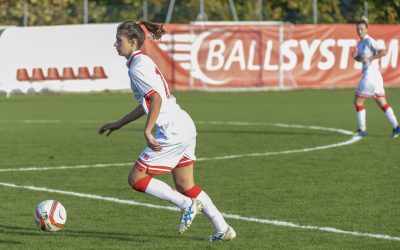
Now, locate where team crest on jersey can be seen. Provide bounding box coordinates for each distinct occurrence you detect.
[142,153,149,160]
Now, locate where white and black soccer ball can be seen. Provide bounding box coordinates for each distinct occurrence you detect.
[34,200,67,232]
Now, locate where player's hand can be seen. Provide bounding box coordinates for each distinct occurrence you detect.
[352,50,363,62]
[98,122,121,136]
[144,132,162,151]
[363,56,372,64]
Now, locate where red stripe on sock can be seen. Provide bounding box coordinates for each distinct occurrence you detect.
[381,104,390,112]
[132,176,152,193]
[183,184,202,198]
[356,105,365,112]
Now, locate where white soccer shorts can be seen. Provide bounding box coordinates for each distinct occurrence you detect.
[134,136,196,175]
[355,73,385,98]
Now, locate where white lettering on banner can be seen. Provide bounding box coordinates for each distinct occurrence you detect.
[337,39,357,69]
[381,39,398,68]
[263,40,278,70]
[281,40,298,71]
[188,30,399,84]
[224,40,246,70]
[300,39,321,70]
[248,41,261,70]
[206,39,225,71]
[191,30,230,85]
[318,39,336,70]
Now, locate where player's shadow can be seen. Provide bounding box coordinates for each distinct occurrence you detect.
[0,224,185,243]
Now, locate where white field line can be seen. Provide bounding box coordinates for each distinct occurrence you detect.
[0,163,131,173]
[0,120,99,124]
[0,181,398,242]
[0,122,361,173]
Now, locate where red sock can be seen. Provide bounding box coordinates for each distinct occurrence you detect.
[356,105,365,112]
[381,103,390,112]
[182,184,202,198]
[132,176,152,193]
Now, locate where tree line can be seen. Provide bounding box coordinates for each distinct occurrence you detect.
[0,0,399,26]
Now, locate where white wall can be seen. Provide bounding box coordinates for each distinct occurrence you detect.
[0,24,131,94]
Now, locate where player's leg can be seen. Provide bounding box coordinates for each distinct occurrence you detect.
[129,143,203,233]
[172,165,235,241]
[354,95,368,136]
[375,96,400,137]
[128,166,193,210]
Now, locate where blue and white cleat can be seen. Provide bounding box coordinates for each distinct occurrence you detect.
[207,226,236,242]
[177,199,202,234]
[392,127,400,138]
[354,129,368,137]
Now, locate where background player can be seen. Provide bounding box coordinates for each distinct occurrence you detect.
[99,20,236,241]
[352,17,400,138]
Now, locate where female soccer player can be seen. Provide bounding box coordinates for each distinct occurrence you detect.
[352,17,400,138]
[99,20,236,241]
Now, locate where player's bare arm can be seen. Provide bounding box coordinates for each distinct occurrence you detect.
[351,50,363,62]
[99,105,146,136]
[144,92,162,151]
[363,49,387,64]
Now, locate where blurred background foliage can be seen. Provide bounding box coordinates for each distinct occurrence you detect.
[0,0,399,26]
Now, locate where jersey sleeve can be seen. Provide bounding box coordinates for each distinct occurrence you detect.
[369,37,385,54]
[129,67,157,98]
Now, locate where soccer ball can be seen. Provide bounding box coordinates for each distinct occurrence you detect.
[34,200,67,232]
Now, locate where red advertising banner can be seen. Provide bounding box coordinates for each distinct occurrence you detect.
[142,23,400,90]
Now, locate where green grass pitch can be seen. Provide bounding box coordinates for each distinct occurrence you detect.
[0,89,399,249]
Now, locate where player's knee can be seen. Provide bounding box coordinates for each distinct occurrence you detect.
[128,168,149,191]
[127,171,136,187]
[127,175,135,187]
[130,175,152,193]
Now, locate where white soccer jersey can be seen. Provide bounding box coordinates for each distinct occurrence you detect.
[127,51,175,123]
[355,35,386,98]
[357,34,384,75]
[127,50,197,174]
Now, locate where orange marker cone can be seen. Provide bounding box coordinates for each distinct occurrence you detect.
[92,66,108,79]
[31,68,45,81]
[16,68,30,81]
[62,67,76,80]
[47,67,61,80]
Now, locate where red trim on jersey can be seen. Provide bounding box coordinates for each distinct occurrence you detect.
[356,105,365,112]
[176,157,194,168]
[144,89,156,98]
[381,103,390,112]
[144,89,157,110]
[49,200,64,228]
[144,97,151,110]
[127,51,143,68]
[183,184,202,198]
[155,67,171,99]
[132,175,152,193]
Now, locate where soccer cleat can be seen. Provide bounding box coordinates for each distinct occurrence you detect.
[353,129,368,137]
[177,199,202,234]
[392,127,400,138]
[207,226,236,242]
